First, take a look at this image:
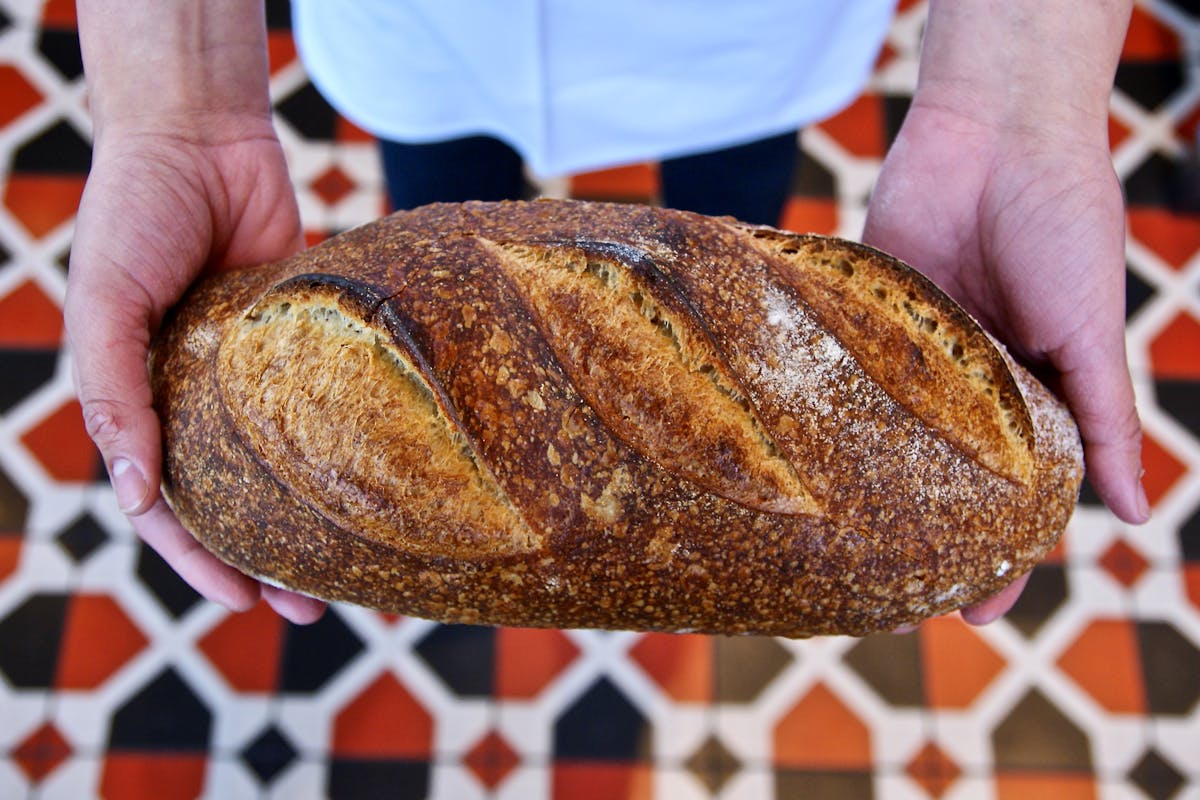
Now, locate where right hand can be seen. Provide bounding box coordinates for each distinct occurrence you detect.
[66,117,326,623]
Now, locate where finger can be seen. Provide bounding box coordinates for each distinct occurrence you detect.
[960,571,1031,625]
[131,497,261,611]
[262,585,327,625]
[1055,336,1148,524]
[65,277,165,516]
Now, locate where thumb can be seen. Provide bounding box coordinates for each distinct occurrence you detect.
[1054,332,1148,525]
[66,273,162,516]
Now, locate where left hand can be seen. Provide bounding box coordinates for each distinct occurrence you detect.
[863,100,1147,625]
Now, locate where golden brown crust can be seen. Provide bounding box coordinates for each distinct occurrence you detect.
[150,199,1084,636]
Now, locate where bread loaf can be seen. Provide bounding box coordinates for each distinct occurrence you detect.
[149,199,1083,636]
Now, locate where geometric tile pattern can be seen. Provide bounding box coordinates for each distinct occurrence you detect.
[2,2,1199,798]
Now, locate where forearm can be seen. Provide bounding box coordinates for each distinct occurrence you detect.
[917,0,1132,139]
[77,0,271,141]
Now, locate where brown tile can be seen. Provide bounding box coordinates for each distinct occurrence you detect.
[843,631,924,707]
[713,636,792,703]
[684,734,741,795]
[992,689,1092,771]
[775,769,874,800]
[1136,621,1200,715]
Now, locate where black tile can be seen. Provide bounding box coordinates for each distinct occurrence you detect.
[555,677,652,761]
[1128,748,1187,800]
[1162,0,1200,16]
[36,28,83,82]
[328,759,430,799]
[0,239,10,267]
[0,593,68,688]
[108,667,212,750]
[274,82,338,141]
[992,688,1092,771]
[1137,621,1200,715]
[56,512,111,563]
[135,542,202,618]
[1126,267,1156,321]
[241,724,298,784]
[1115,61,1186,112]
[775,770,874,800]
[0,7,11,36]
[1126,153,1182,207]
[12,119,92,174]
[1155,379,1200,438]
[1181,505,1200,562]
[0,461,30,531]
[413,624,495,697]
[265,0,292,30]
[279,608,365,693]
[0,349,58,414]
[791,149,836,199]
[882,94,911,148]
[843,631,923,707]
[1004,564,1068,638]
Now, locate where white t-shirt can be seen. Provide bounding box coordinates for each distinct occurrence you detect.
[292,1,896,176]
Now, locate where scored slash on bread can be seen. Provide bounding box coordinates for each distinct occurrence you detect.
[151,199,1083,636]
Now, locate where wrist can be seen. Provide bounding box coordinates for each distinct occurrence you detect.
[916,0,1131,144]
[78,0,271,142]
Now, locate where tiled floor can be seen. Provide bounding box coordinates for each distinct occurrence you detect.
[1,1,1199,798]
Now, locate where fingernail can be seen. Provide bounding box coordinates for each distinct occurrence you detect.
[111,458,149,513]
[1135,479,1150,523]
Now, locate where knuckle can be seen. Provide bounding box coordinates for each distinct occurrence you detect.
[80,399,125,450]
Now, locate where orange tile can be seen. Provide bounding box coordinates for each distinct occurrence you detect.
[570,163,660,201]
[41,0,77,27]
[311,165,356,206]
[19,400,101,482]
[0,280,64,348]
[56,594,148,690]
[552,763,654,800]
[1141,434,1188,508]
[266,30,298,75]
[995,771,1096,800]
[906,741,961,798]
[1148,313,1200,379]
[0,538,21,583]
[337,115,376,144]
[495,627,580,699]
[3,175,86,239]
[773,682,872,769]
[100,753,207,800]
[1128,208,1200,270]
[0,66,44,128]
[919,615,1006,708]
[817,94,887,158]
[1097,538,1150,588]
[197,600,284,692]
[463,730,520,791]
[1122,6,1181,60]
[1056,619,1146,714]
[1108,114,1132,151]
[13,722,71,783]
[628,633,712,703]
[778,197,838,235]
[332,672,433,758]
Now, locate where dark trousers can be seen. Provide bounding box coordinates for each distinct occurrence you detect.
[379,130,798,226]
